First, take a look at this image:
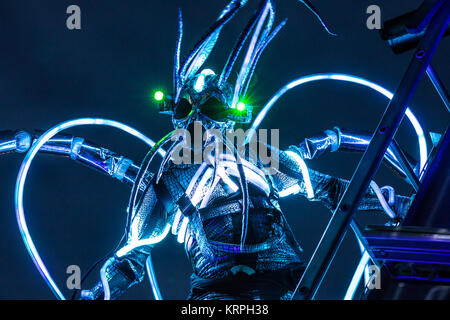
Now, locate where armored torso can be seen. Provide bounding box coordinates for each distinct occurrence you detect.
[160,153,304,279]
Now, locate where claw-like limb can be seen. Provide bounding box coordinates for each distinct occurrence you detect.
[1,129,150,188]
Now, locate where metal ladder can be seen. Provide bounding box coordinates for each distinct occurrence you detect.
[293,0,450,300]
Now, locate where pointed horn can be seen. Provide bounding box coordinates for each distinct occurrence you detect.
[232,0,273,107]
[218,0,268,87]
[241,19,287,98]
[174,9,183,94]
[179,1,243,86]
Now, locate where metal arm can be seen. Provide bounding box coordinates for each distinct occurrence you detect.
[1,129,149,188]
[0,130,32,155]
[296,127,419,183]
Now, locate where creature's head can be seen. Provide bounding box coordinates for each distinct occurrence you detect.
[156,68,252,131]
[153,0,281,132]
[154,0,333,132]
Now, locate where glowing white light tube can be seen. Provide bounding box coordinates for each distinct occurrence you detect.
[369,181,396,219]
[190,168,213,206]
[14,118,164,300]
[278,184,301,198]
[177,218,190,244]
[344,250,370,300]
[171,210,183,235]
[146,255,163,300]
[217,166,239,192]
[220,160,271,197]
[100,258,115,300]
[249,73,427,173]
[284,150,314,199]
[115,224,171,258]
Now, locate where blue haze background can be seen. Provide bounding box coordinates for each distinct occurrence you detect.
[0,0,448,299]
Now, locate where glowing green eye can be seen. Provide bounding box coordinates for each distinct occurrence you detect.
[236,102,246,111]
[154,91,164,102]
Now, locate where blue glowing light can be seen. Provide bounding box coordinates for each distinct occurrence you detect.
[283,150,314,199]
[171,210,183,235]
[344,251,370,300]
[201,68,215,76]
[14,118,164,300]
[177,218,189,244]
[249,73,428,173]
[278,184,301,198]
[194,75,206,92]
[370,181,395,219]
[100,258,114,300]
[146,255,163,300]
[116,224,171,257]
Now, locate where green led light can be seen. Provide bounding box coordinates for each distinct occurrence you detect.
[154,91,164,102]
[236,102,246,111]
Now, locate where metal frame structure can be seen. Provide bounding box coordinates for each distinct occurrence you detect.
[294,0,450,299]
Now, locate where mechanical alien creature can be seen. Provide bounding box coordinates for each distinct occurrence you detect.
[1,0,421,300]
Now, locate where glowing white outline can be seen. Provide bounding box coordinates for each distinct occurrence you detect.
[250,73,427,172]
[284,150,314,199]
[344,251,370,300]
[171,210,183,235]
[115,224,172,258]
[15,118,164,300]
[177,217,190,244]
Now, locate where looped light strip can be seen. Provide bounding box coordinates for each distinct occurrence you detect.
[115,224,172,257]
[283,150,314,199]
[249,73,427,172]
[14,118,164,300]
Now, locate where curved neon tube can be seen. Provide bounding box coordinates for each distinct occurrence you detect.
[218,167,239,192]
[186,162,208,195]
[173,167,216,244]
[116,224,171,257]
[278,184,301,198]
[249,73,427,172]
[369,181,396,219]
[284,150,314,199]
[171,210,183,235]
[100,258,114,300]
[356,238,371,286]
[344,250,370,300]
[146,255,163,300]
[15,118,164,300]
[221,160,271,197]
[191,168,213,205]
[177,217,189,244]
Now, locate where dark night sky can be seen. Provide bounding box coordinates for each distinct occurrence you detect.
[0,1,448,299]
